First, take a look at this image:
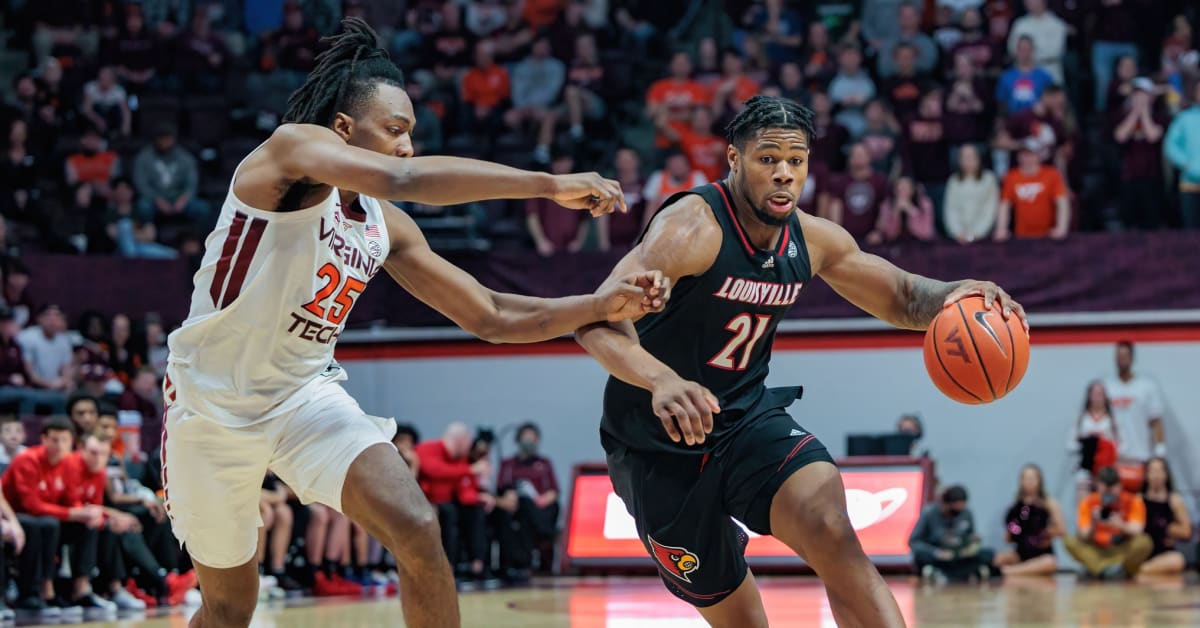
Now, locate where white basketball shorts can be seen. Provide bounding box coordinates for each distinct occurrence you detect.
[161,365,397,569]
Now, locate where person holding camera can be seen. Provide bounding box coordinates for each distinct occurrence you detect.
[908,485,994,583]
[1064,466,1154,579]
[494,422,559,580]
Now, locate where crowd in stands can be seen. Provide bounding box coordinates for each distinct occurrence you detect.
[909,340,1196,584]
[1,1,1199,259]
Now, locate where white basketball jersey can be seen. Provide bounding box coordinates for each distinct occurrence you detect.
[167,149,391,427]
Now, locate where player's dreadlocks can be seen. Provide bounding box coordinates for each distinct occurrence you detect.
[282,17,405,126]
[724,95,815,149]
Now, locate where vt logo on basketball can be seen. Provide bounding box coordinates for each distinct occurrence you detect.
[943,327,971,363]
[647,536,700,583]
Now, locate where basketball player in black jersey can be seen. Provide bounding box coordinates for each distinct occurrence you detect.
[577,96,1029,627]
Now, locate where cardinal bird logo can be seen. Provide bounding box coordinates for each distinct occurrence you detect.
[647,535,700,583]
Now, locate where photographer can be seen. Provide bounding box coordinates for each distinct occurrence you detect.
[494,423,559,579]
[1064,466,1153,579]
[908,485,993,583]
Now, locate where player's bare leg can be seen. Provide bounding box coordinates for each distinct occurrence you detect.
[342,443,460,628]
[188,557,259,628]
[695,570,769,628]
[770,462,906,628]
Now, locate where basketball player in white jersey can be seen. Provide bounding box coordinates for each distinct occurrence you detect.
[163,19,667,628]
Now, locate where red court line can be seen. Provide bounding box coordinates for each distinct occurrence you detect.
[334,323,1200,361]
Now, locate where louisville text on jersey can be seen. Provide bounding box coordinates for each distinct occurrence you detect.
[712,277,805,307]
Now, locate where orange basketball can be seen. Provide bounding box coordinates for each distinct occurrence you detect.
[923,296,1030,404]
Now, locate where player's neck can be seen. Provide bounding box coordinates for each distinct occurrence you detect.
[728,180,786,251]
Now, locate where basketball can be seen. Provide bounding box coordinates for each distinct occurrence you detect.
[923,297,1030,404]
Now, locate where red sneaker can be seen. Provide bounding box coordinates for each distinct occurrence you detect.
[329,573,363,596]
[124,580,157,608]
[312,572,346,597]
[166,571,198,607]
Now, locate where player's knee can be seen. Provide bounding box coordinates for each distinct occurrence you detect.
[204,596,256,627]
[383,502,441,558]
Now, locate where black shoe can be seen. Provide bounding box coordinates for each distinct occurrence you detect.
[51,597,83,617]
[275,574,304,591]
[502,568,531,585]
[13,596,50,616]
[73,591,118,612]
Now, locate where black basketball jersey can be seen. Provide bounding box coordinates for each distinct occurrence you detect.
[601,181,813,454]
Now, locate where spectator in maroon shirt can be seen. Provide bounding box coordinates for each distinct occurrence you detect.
[1105,55,1138,122]
[173,7,230,94]
[1091,0,1149,112]
[1113,80,1167,229]
[117,367,159,455]
[810,91,851,173]
[881,43,929,124]
[825,144,890,241]
[527,152,590,256]
[495,422,559,576]
[102,5,158,94]
[944,53,993,152]
[948,8,1000,78]
[901,90,952,219]
[998,85,1071,175]
[861,99,900,175]
[801,21,837,90]
[600,148,648,251]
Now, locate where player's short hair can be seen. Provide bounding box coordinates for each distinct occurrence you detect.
[41,417,76,439]
[725,95,816,150]
[283,17,406,127]
[515,422,541,442]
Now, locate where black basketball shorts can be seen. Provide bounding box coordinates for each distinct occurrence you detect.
[603,407,833,607]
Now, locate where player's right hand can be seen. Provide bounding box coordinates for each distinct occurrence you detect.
[550,172,628,217]
[651,375,720,446]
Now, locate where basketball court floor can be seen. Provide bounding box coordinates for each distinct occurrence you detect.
[29,574,1200,627]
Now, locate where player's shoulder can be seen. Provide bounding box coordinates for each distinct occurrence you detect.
[649,193,723,245]
[796,211,857,273]
[639,193,722,276]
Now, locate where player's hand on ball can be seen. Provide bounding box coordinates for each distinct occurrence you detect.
[597,270,671,322]
[651,374,721,446]
[943,280,1029,334]
[550,172,628,217]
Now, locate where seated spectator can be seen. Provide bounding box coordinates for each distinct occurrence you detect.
[800,22,836,89]
[102,5,158,94]
[825,144,890,241]
[1,117,45,231]
[1165,80,1200,229]
[657,106,725,182]
[1006,0,1067,84]
[880,44,929,124]
[174,6,231,94]
[405,80,444,155]
[461,40,511,147]
[3,261,33,328]
[861,100,899,175]
[504,37,565,158]
[1064,466,1154,579]
[526,151,592,256]
[644,151,706,218]
[0,483,21,619]
[930,3,964,52]
[304,502,363,596]
[1090,0,1140,112]
[258,473,301,591]
[1138,457,1193,577]
[1104,55,1139,118]
[118,367,161,453]
[415,423,487,584]
[829,45,876,138]
[646,52,709,150]
[944,54,991,152]
[993,142,1069,240]
[132,125,208,228]
[877,4,938,78]
[866,176,936,244]
[1113,80,1168,231]
[943,144,999,244]
[67,393,100,439]
[0,308,63,417]
[996,85,1070,177]
[996,36,1055,114]
[80,67,131,139]
[17,305,73,415]
[561,33,609,138]
[948,8,1000,78]
[2,418,110,614]
[808,91,851,171]
[30,0,101,66]
[103,178,178,259]
[495,422,559,576]
[993,464,1065,576]
[710,48,760,123]
[109,313,146,385]
[65,128,120,200]
[896,413,924,456]
[392,422,420,472]
[0,416,26,472]
[693,37,723,86]
[901,90,951,214]
[600,148,649,251]
[909,485,994,583]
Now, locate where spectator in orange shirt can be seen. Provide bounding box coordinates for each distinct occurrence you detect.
[657,106,726,182]
[65,128,120,200]
[994,141,1069,241]
[461,40,511,148]
[1064,466,1153,579]
[523,0,565,30]
[646,52,709,148]
[643,150,706,214]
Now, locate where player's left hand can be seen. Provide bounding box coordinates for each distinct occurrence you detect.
[944,280,1029,335]
[596,270,671,322]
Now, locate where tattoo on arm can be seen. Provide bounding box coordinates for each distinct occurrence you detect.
[903,275,967,329]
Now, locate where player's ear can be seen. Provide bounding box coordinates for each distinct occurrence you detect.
[726,144,739,174]
[331,112,354,142]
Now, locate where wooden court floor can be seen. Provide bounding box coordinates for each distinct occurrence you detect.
[32,574,1200,627]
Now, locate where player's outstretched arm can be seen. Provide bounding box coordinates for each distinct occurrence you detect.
[382,207,664,344]
[575,198,723,446]
[268,124,625,214]
[801,213,1029,332]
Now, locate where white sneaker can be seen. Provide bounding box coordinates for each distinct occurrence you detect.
[259,574,278,589]
[111,588,147,611]
[184,589,203,607]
